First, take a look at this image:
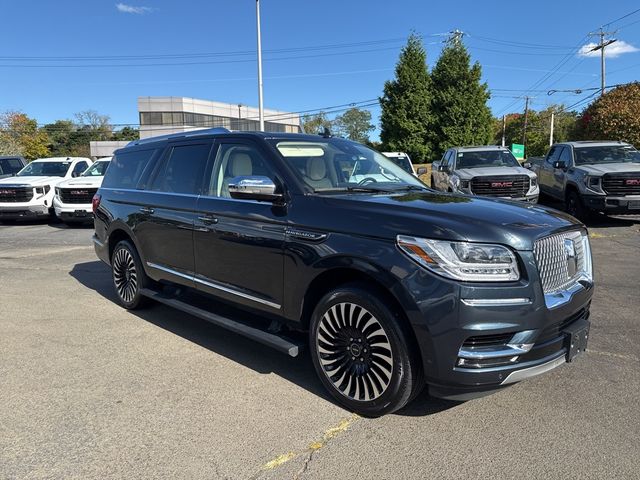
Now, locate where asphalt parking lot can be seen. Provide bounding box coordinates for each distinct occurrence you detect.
[1,214,639,480]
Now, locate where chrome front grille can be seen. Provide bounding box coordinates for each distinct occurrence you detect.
[534,230,586,294]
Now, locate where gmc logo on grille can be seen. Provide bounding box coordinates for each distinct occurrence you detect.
[70,190,89,195]
[0,189,15,195]
[491,182,513,188]
[625,179,640,186]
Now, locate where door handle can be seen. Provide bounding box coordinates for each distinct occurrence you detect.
[198,215,218,225]
[139,207,154,215]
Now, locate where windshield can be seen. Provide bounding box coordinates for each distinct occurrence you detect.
[17,161,71,177]
[574,145,640,165]
[456,150,520,169]
[384,155,413,174]
[271,139,426,193]
[82,161,110,177]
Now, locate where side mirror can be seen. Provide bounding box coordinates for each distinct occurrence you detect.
[72,172,79,177]
[437,165,448,173]
[553,161,567,170]
[416,167,427,175]
[228,176,284,203]
[522,162,532,169]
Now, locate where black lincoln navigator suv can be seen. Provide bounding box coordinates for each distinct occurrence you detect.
[92,128,593,416]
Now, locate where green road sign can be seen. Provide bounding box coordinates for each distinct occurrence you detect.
[511,143,525,160]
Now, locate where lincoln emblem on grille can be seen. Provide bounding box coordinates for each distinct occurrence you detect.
[491,181,513,188]
[564,238,578,277]
[625,179,640,186]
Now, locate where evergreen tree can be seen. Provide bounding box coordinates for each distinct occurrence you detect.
[379,33,434,162]
[430,37,493,156]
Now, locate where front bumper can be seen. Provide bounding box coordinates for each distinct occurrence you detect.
[0,203,50,220]
[582,194,640,214]
[53,198,93,221]
[399,250,594,401]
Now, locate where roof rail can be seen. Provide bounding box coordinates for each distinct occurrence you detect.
[126,127,231,147]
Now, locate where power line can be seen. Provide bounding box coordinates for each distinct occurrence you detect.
[602,7,640,28]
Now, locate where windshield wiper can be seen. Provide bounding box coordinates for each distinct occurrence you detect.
[387,185,429,192]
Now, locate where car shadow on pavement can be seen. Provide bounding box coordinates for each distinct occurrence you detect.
[537,197,640,228]
[69,260,460,417]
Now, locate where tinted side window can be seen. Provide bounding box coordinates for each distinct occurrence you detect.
[206,143,277,198]
[151,143,211,194]
[102,148,157,189]
[72,162,88,176]
[559,147,572,164]
[546,147,560,164]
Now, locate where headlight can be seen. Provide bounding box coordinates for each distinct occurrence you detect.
[584,176,602,192]
[55,187,61,197]
[530,176,538,188]
[397,235,520,282]
[35,185,51,195]
[450,175,460,190]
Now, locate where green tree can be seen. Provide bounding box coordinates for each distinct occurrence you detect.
[430,37,493,157]
[497,106,579,157]
[577,82,640,146]
[0,111,50,160]
[112,126,139,141]
[301,112,334,135]
[379,33,434,162]
[43,120,76,157]
[333,108,374,143]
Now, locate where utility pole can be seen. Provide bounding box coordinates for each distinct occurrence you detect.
[501,115,506,147]
[589,28,617,96]
[450,29,465,44]
[522,96,531,147]
[256,0,265,131]
[549,111,555,146]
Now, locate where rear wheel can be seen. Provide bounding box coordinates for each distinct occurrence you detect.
[111,240,150,310]
[309,284,422,416]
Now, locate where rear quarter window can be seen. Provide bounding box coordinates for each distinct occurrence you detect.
[101,148,157,189]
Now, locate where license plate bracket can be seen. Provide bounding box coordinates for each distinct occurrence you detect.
[74,210,87,217]
[563,319,590,362]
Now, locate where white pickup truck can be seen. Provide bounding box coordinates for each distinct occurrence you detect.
[0,157,92,221]
[53,157,111,223]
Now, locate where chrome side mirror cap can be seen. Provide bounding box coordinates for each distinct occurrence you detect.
[228,175,284,202]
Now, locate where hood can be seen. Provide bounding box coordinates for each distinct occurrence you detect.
[315,191,580,251]
[574,162,640,175]
[0,176,67,187]
[57,176,104,188]
[455,166,536,179]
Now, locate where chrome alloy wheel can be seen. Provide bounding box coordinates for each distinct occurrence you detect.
[316,303,394,402]
[113,247,138,304]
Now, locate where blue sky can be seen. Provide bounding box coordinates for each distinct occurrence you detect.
[2,0,639,138]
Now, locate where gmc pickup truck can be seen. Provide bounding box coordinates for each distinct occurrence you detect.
[529,141,640,219]
[432,146,539,202]
[0,156,27,179]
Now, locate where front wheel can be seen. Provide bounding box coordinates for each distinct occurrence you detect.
[309,284,422,416]
[565,190,591,221]
[111,240,150,310]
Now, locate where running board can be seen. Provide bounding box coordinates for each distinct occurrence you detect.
[140,288,302,357]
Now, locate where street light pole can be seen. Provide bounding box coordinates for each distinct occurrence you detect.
[256,0,265,131]
[589,28,617,97]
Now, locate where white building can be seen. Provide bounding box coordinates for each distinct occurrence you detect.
[138,96,301,139]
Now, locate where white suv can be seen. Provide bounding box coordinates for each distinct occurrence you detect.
[54,157,111,223]
[0,157,92,221]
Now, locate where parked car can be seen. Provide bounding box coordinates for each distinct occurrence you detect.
[382,152,426,177]
[0,157,92,221]
[0,156,27,179]
[432,146,539,202]
[54,157,112,224]
[93,128,593,416]
[528,141,640,219]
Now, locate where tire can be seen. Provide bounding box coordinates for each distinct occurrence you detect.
[565,190,591,221]
[111,240,150,310]
[309,283,423,416]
